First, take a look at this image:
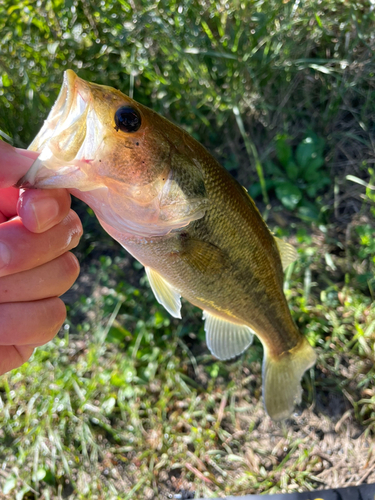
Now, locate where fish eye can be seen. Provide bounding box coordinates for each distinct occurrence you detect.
[114,106,141,133]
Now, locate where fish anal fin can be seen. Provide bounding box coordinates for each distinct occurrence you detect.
[174,238,226,274]
[203,310,254,360]
[274,237,298,270]
[145,267,181,319]
[262,336,316,421]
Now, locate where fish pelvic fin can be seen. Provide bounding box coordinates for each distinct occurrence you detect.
[203,310,254,360]
[145,266,182,319]
[262,336,316,421]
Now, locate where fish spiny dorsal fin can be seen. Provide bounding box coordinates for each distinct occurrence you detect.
[203,310,254,360]
[274,237,298,270]
[145,266,181,318]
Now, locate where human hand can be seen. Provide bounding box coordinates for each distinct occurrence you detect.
[0,141,82,375]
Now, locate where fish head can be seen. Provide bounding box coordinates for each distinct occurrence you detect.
[19,70,208,237]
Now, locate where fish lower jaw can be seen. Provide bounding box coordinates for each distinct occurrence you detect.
[19,164,91,190]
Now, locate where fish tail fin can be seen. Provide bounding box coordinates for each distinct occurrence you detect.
[262,336,316,421]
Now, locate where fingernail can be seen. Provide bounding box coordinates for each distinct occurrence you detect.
[0,242,11,270]
[31,198,60,231]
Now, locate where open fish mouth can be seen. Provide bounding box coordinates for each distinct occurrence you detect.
[17,71,209,238]
[18,70,103,190]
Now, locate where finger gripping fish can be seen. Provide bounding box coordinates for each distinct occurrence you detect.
[19,70,316,421]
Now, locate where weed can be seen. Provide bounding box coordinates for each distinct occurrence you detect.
[0,0,375,498]
[249,133,330,221]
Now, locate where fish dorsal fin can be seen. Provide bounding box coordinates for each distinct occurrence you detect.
[145,267,181,319]
[203,310,254,360]
[274,237,298,270]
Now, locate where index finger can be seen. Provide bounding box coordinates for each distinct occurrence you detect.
[0,141,39,188]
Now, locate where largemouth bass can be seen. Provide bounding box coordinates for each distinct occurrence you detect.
[19,70,316,420]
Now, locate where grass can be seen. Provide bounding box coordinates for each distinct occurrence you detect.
[0,0,375,498]
[0,220,374,499]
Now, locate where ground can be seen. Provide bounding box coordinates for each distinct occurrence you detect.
[0,2,375,496]
[1,202,373,499]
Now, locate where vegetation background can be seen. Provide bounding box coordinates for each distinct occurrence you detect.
[0,0,375,498]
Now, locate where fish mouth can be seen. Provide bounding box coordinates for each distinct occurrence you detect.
[18,70,103,190]
[29,70,84,153]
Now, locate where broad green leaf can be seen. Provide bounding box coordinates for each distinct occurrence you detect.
[306,176,331,197]
[275,182,302,210]
[265,160,283,176]
[297,199,320,221]
[276,135,292,168]
[296,137,316,169]
[303,156,325,181]
[285,160,299,181]
[248,179,274,199]
[306,185,318,197]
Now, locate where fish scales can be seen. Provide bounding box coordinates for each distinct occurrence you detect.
[19,70,316,420]
[124,145,298,351]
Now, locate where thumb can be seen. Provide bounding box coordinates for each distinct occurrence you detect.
[0,141,39,188]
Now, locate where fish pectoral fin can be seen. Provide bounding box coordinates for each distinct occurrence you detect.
[203,310,254,360]
[177,239,226,274]
[145,267,182,319]
[262,336,316,421]
[159,155,209,228]
[159,197,209,228]
[274,237,298,270]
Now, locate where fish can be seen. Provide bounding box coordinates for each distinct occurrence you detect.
[19,70,316,420]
